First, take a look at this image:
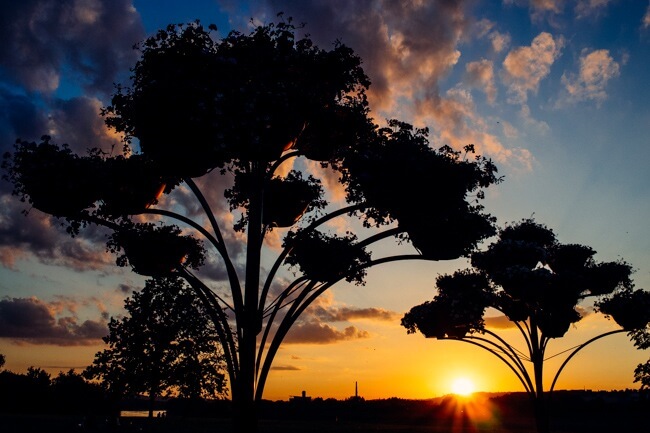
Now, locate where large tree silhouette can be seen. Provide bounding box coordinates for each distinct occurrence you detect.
[402,219,650,433]
[83,276,227,417]
[2,19,501,432]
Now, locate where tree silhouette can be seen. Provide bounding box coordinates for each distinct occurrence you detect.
[2,19,501,432]
[84,276,227,417]
[634,360,650,390]
[630,320,650,391]
[402,219,650,433]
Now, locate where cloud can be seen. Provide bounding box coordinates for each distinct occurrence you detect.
[117,283,134,294]
[283,320,370,344]
[464,59,497,104]
[560,49,620,106]
[272,293,395,344]
[473,19,511,54]
[502,32,564,105]
[251,2,468,123]
[270,365,301,371]
[485,315,517,329]
[645,3,650,29]
[504,0,564,24]
[306,292,399,323]
[574,0,613,19]
[46,96,125,155]
[489,30,512,53]
[193,2,532,169]
[0,92,50,193]
[311,305,399,323]
[414,86,533,170]
[0,198,114,271]
[0,296,108,345]
[0,0,144,95]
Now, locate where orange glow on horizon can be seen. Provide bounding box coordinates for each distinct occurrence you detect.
[438,393,502,432]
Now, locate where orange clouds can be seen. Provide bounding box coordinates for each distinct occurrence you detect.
[502,32,564,104]
[279,292,400,345]
[465,60,497,105]
[283,321,370,344]
[560,49,620,106]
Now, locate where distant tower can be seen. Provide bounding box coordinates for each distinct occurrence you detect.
[355,381,358,397]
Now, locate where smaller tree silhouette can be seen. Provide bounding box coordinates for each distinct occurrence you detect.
[84,276,227,417]
[634,360,650,390]
[402,219,650,433]
[630,324,650,391]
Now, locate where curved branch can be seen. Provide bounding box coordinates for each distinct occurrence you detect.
[451,337,533,394]
[356,226,402,249]
[183,178,244,316]
[549,329,626,393]
[514,320,534,356]
[262,276,311,317]
[255,279,321,400]
[257,247,453,400]
[255,253,429,400]
[269,150,300,176]
[482,327,532,364]
[184,178,225,245]
[259,202,369,313]
[80,214,123,232]
[255,278,313,381]
[465,333,534,393]
[490,305,534,357]
[142,209,222,253]
[178,267,239,394]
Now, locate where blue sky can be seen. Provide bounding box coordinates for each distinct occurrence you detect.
[1,0,649,400]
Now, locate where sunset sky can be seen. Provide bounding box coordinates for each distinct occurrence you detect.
[1,0,649,402]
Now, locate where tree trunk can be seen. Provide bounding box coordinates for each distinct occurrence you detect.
[233,163,264,433]
[148,390,156,419]
[531,320,550,433]
[532,395,549,433]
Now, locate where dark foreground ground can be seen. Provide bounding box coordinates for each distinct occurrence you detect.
[2,391,648,433]
[1,413,648,433]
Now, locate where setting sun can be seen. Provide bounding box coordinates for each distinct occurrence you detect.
[451,377,475,396]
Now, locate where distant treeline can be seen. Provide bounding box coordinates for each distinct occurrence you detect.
[0,368,114,416]
[0,367,647,430]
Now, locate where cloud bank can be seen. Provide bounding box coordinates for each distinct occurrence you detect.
[0,296,108,346]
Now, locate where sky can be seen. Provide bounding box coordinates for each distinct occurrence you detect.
[0,0,649,402]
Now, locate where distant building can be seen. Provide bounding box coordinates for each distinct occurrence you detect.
[348,381,364,402]
[289,390,311,402]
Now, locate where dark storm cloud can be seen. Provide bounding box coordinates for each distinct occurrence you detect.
[0,0,144,95]
[0,297,108,345]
